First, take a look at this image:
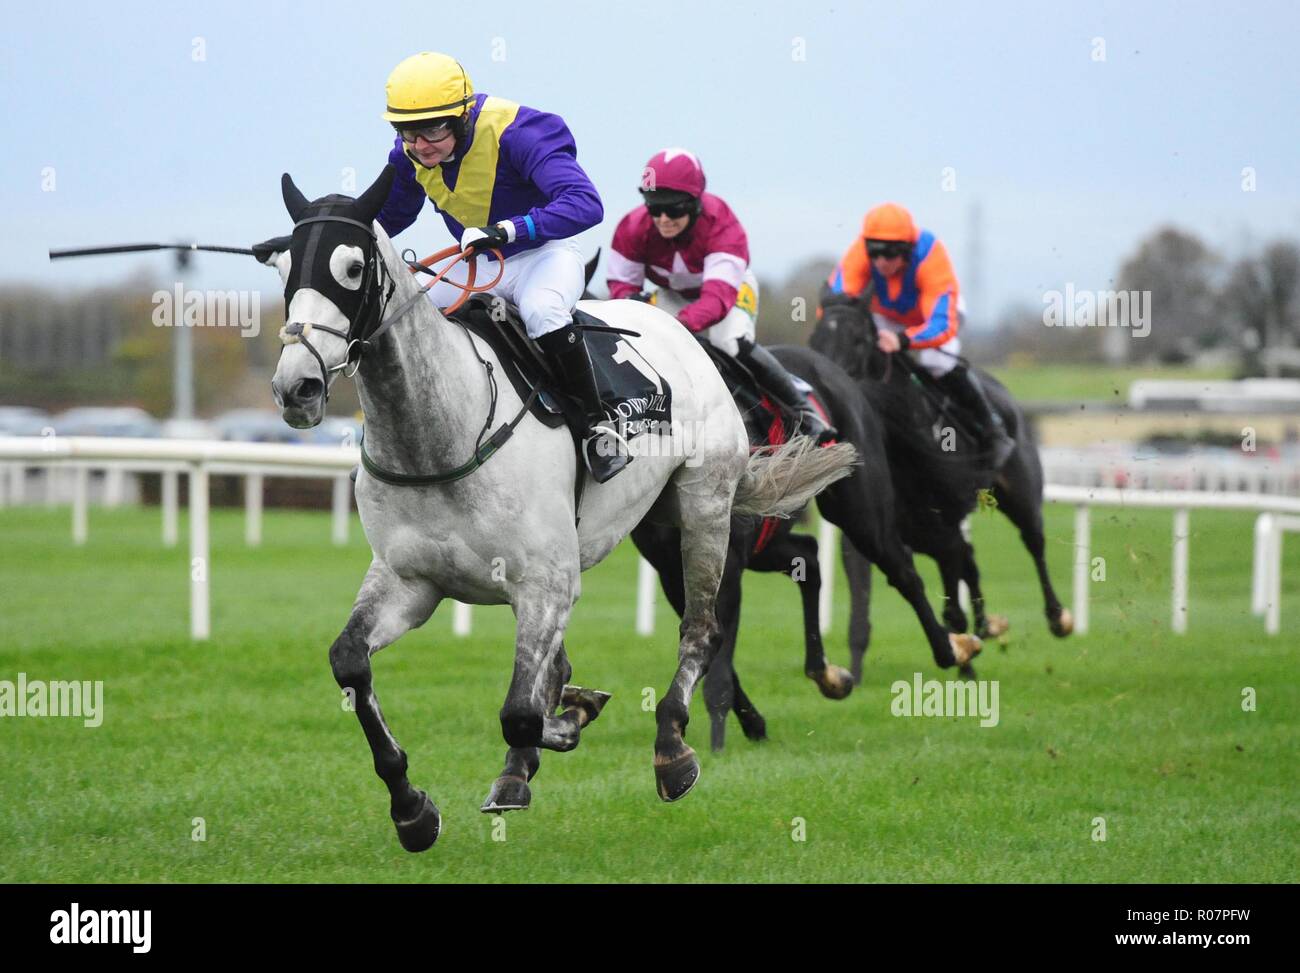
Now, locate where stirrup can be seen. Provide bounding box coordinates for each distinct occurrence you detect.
[583,422,633,483]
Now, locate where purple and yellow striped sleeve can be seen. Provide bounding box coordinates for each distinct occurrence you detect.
[498,107,603,244]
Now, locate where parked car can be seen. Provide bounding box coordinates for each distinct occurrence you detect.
[159,418,218,440]
[0,406,53,436]
[212,409,306,444]
[52,406,161,438]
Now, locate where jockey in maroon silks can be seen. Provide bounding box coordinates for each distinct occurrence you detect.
[606,148,836,443]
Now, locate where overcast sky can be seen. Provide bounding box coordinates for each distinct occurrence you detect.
[3,0,1297,325]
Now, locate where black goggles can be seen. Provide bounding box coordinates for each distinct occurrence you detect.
[646,200,697,219]
[867,240,911,260]
[395,121,456,144]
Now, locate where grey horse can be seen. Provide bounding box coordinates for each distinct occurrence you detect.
[262,166,859,851]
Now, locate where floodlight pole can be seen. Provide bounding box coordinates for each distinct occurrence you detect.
[173,248,194,420]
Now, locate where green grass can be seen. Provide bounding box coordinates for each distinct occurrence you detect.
[987,362,1235,403]
[0,502,1296,883]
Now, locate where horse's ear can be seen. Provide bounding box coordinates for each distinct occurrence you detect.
[281,173,309,222]
[352,165,396,222]
[819,284,857,311]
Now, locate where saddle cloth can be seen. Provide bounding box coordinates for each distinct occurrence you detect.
[449,296,673,444]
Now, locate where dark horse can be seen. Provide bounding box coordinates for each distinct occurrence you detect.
[631,342,981,750]
[809,293,1073,683]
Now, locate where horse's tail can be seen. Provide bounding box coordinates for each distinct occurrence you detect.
[731,436,860,519]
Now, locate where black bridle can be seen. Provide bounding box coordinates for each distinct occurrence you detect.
[279,214,398,396]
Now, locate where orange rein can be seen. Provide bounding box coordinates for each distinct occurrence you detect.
[406,244,505,316]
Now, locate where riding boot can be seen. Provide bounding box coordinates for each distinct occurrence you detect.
[736,339,838,444]
[938,364,1014,467]
[536,319,632,484]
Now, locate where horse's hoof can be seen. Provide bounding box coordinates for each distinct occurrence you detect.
[980,614,1010,639]
[481,774,531,814]
[949,632,983,666]
[737,711,768,742]
[393,790,441,853]
[1050,608,1074,638]
[560,685,612,728]
[808,664,855,700]
[655,747,700,802]
[958,663,978,680]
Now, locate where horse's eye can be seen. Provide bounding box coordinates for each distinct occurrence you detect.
[348,262,363,278]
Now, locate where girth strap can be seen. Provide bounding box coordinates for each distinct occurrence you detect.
[360,387,540,486]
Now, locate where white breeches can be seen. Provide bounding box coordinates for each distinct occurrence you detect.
[651,270,759,356]
[872,305,966,377]
[424,238,587,339]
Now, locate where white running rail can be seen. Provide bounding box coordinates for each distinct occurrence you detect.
[0,435,470,640]
[630,485,1300,640]
[5,437,1299,641]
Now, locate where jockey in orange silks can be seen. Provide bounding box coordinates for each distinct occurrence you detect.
[826,202,1012,464]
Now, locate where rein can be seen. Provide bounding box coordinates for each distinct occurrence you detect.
[876,337,979,440]
[828,300,975,438]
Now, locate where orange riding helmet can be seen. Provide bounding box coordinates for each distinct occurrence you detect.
[861,202,918,243]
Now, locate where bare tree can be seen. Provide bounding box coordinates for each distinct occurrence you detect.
[1221,240,1300,376]
[1115,227,1222,363]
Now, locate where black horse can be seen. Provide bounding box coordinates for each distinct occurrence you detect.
[809,294,1073,683]
[631,342,982,750]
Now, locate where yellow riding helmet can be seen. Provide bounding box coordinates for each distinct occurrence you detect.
[381,52,474,123]
[861,202,918,243]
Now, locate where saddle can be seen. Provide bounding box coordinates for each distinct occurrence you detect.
[873,367,993,506]
[448,295,674,457]
[700,341,827,446]
[907,367,979,442]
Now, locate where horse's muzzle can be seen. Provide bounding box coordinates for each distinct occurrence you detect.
[273,376,325,428]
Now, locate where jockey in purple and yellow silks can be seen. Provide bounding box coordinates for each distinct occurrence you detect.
[826,202,1013,464]
[376,52,628,483]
